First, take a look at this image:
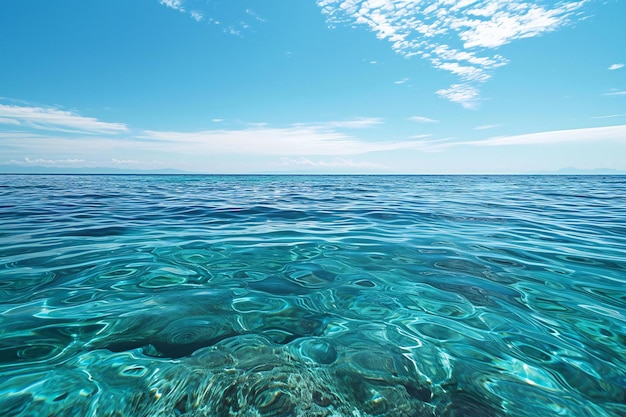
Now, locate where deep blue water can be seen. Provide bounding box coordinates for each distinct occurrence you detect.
[0,175,625,417]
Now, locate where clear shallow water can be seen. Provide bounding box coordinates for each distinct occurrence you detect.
[0,174,625,417]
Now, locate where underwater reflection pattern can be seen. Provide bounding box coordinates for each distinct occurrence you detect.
[0,175,625,416]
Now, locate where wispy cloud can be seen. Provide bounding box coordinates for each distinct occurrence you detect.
[0,117,21,126]
[474,124,502,130]
[318,0,588,107]
[409,116,438,123]
[9,157,85,166]
[291,118,384,130]
[465,125,626,146]
[246,9,267,23]
[398,137,457,153]
[112,158,142,165]
[436,83,480,109]
[0,132,48,139]
[160,0,184,12]
[279,157,383,169]
[394,78,409,85]
[190,10,203,22]
[2,116,427,173]
[139,123,419,156]
[318,117,384,129]
[608,63,624,71]
[603,91,626,96]
[0,103,128,134]
[157,1,264,35]
[590,114,625,120]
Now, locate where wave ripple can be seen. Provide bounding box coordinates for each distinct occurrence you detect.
[1,175,625,417]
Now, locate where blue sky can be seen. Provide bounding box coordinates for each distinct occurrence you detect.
[0,0,624,173]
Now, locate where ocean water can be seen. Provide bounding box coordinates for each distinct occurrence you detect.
[0,174,625,417]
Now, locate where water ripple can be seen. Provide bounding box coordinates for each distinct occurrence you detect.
[1,175,625,416]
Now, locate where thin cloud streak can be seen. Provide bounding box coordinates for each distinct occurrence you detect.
[474,124,502,130]
[0,117,21,126]
[279,157,383,169]
[0,104,128,135]
[409,116,439,123]
[9,157,85,166]
[139,125,419,156]
[316,117,384,129]
[591,114,625,119]
[112,158,142,165]
[464,125,626,146]
[608,63,624,71]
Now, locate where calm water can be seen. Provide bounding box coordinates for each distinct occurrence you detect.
[0,175,624,417]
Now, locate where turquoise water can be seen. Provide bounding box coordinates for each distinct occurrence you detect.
[0,175,624,417]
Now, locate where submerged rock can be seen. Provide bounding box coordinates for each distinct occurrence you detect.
[0,331,506,417]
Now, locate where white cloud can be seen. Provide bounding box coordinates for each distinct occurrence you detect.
[319,117,384,129]
[247,122,269,128]
[437,62,489,82]
[0,104,128,134]
[436,83,480,109]
[465,125,626,146]
[158,1,263,36]
[279,157,383,169]
[591,114,625,120]
[112,158,141,164]
[318,0,588,107]
[160,0,184,12]
[2,116,428,174]
[603,91,626,96]
[10,157,85,166]
[225,27,242,36]
[404,137,458,153]
[0,117,21,126]
[608,63,624,71]
[245,9,267,23]
[0,111,386,158]
[394,78,409,84]
[0,132,46,139]
[409,116,439,123]
[190,11,203,22]
[474,124,502,130]
[291,118,383,130]
[458,2,586,49]
[139,124,419,156]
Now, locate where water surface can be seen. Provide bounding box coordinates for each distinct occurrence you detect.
[0,175,624,416]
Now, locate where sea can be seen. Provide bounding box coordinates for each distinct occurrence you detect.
[0,174,624,417]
